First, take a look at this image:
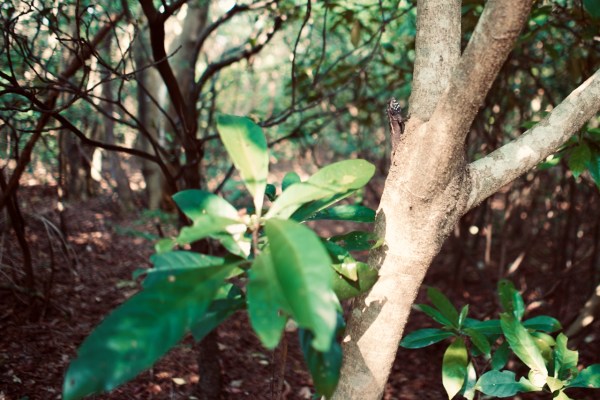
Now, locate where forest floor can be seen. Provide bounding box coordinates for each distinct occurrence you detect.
[1,176,599,400]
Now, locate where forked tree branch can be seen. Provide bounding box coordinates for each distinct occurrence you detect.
[407,0,533,197]
[467,68,600,210]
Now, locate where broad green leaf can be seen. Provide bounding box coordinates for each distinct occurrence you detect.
[584,0,600,21]
[568,143,591,179]
[498,279,518,315]
[247,252,289,349]
[513,290,525,320]
[190,284,246,341]
[291,190,357,222]
[458,305,469,328]
[566,364,600,388]
[554,334,578,380]
[265,184,276,201]
[465,328,491,355]
[63,265,234,400]
[307,205,376,222]
[521,121,539,129]
[322,239,351,265]
[523,316,562,332]
[265,219,338,352]
[546,376,564,392]
[471,319,503,335]
[491,341,511,370]
[531,331,556,347]
[442,337,468,400]
[428,287,459,327]
[500,314,548,379]
[327,231,384,251]
[475,370,542,397]
[531,333,553,365]
[282,171,301,191]
[177,215,245,245]
[588,127,600,140]
[266,160,375,220]
[418,304,454,327]
[155,238,175,254]
[134,251,231,288]
[463,318,481,328]
[172,189,238,221]
[299,326,342,399]
[459,361,477,400]
[217,115,268,216]
[399,329,456,349]
[331,262,359,281]
[332,262,379,301]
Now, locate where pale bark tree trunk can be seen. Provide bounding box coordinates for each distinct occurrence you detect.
[101,36,136,208]
[135,29,164,210]
[333,0,600,398]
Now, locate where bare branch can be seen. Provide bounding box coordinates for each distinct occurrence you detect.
[467,67,600,211]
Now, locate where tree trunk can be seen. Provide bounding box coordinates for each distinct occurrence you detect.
[334,0,600,398]
[101,36,135,208]
[135,29,164,210]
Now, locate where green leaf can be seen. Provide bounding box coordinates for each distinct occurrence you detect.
[521,121,539,129]
[538,150,569,171]
[428,287,459,328]
[588,145,600,189]
[568,143,591,179]
[291,190,357,222]
[418,304,454,327]
[531,6,552,26]
[172,189,238,221]
[474,370,542,397]
[154,238,175,254]
[566,364,600,388]
[554,333,578,380]
[247,252,289,349]
[546,376,564,392]
[134,251,227,288]
[531,333,553,365]
[531,331,556,347]
[442,337,468,400]
[584,0,600,21]
[63,265,235,400]
[382,42,394,53]
[399,329,456,349]
[327,231,384,251]
[500,314,548,379]
[265,184,277,201]
[217,115,269,216]
[465,328,491,355]
[265,160,375,220]
[265,219,338,352]
[211,232,251,259]
[459,361,477,400]
[190,284,246,341]
[458,305,469,328]
[588,127,600,140]
[307,205,376,223]
[471,319,503,335]
[553,390,573,400]
[323,240,356,266]
[498,279,518,315]
[331,262,359,281]
[332,262,379,301]
[513,291,525,321]
[523,316,562,332]
[177,215,245,245]
[282,172,301,192]
[299,326,342,399]
[491,341,511,370]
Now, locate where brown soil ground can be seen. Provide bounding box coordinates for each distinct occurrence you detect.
[1,179,599,400]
